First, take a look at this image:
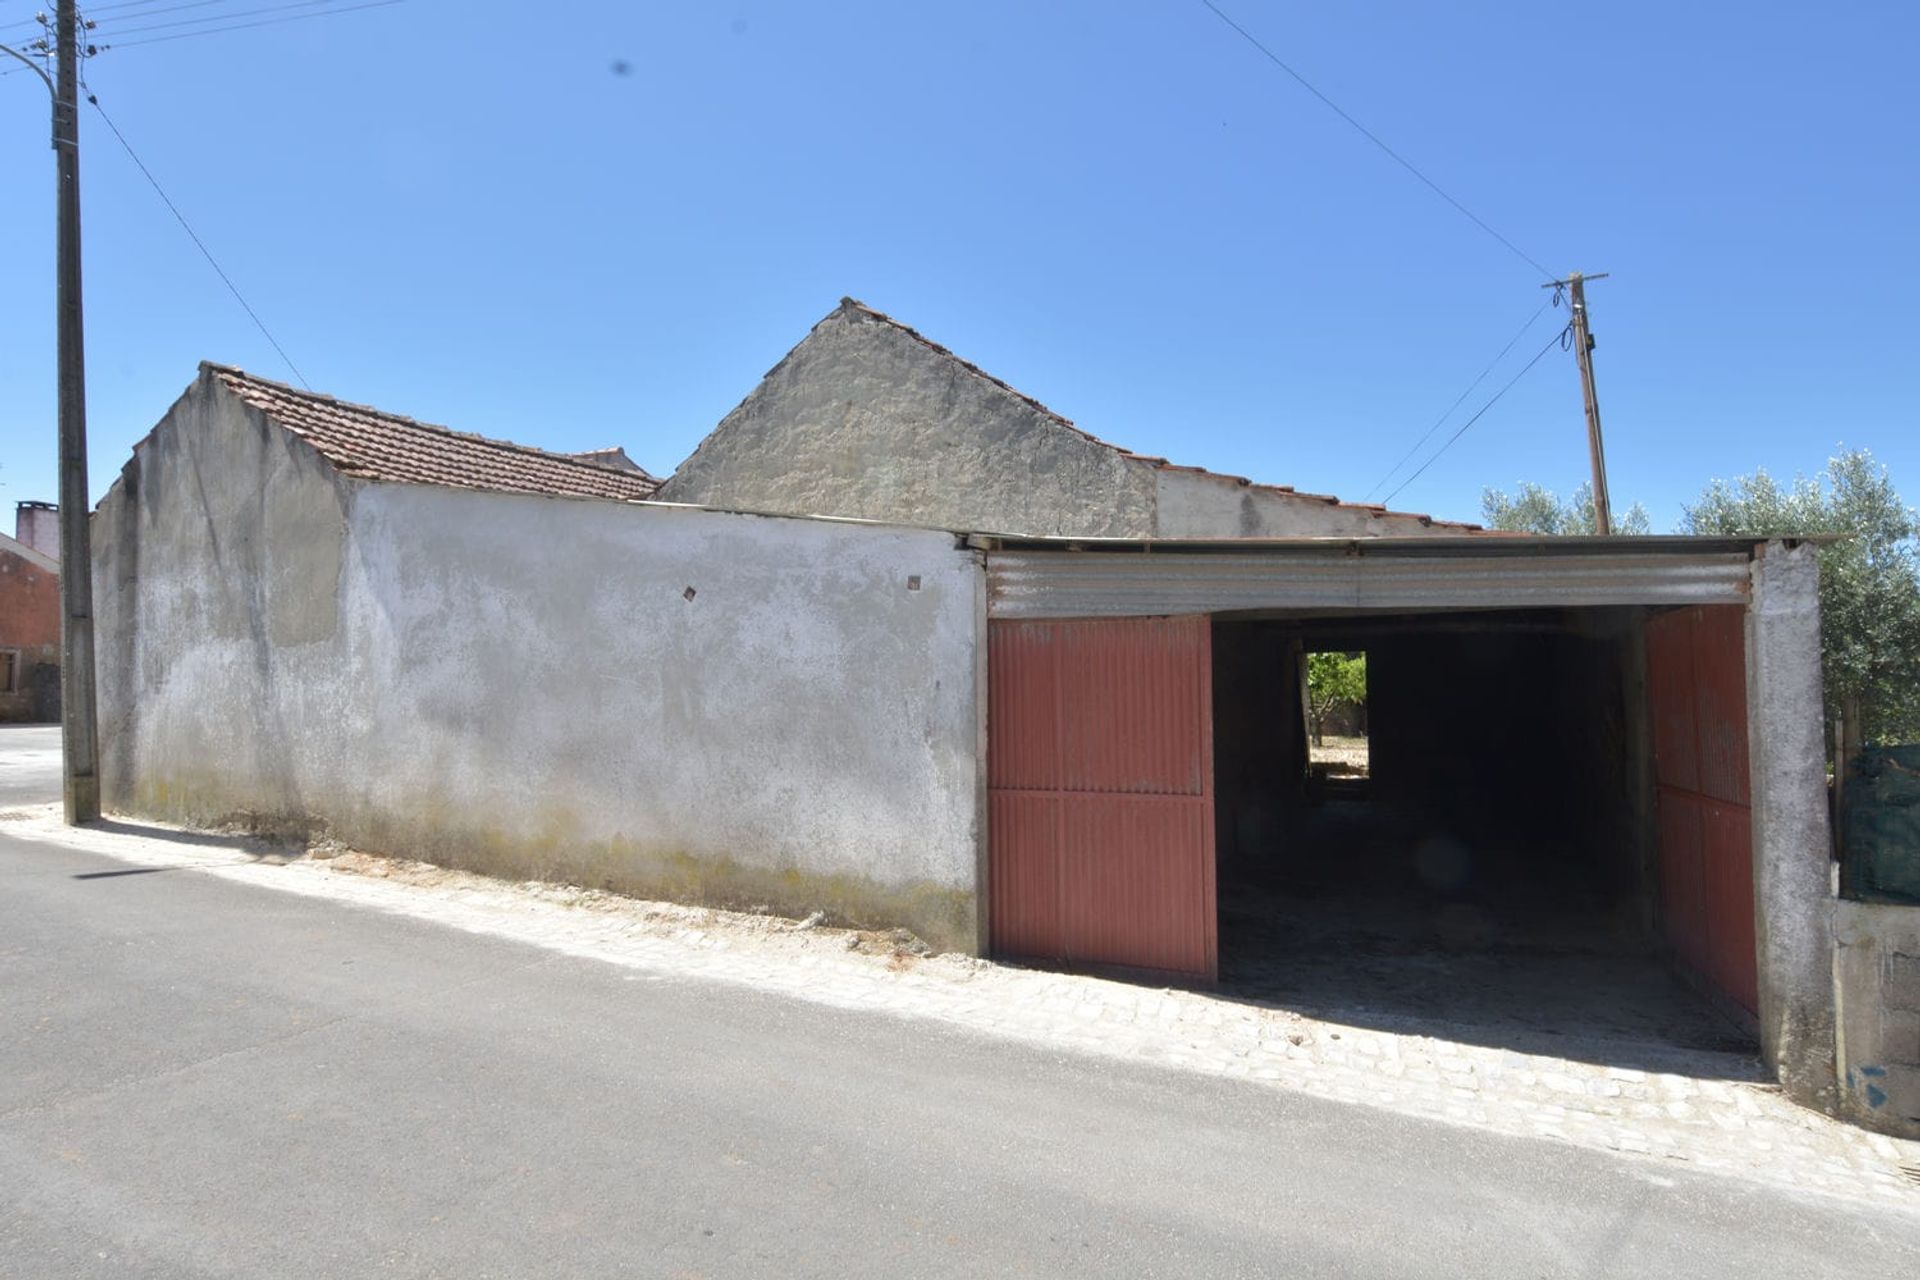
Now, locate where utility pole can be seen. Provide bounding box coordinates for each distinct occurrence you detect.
[1543,271,1614,536]
[5,6,100,821]
[54,0,99,822]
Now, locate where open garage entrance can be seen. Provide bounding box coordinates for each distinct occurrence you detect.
[1212,607,1757,1066]
[982,540,1800,1075]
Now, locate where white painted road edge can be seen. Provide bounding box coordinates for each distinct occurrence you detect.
[6,802,1918,1209]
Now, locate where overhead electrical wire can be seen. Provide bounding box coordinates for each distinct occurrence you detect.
[7,1,403,51]
[91,0,403,49]
[3,0,220,35]
[98,0,402,49]
[1379,324,1569,508]
[1362,296,1556,501]
[1195,0,1554,282]
[87,91,311,388]
[96,0,350,40]
[72,0,219,14]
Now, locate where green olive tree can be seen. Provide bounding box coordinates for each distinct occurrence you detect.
[1682,448,1920,755]
[1305,651,1367,747]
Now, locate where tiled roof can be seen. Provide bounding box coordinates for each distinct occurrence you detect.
[837,298,1493,534]
[206,364,660,502]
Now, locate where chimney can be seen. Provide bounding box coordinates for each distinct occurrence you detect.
[15,501,58,560]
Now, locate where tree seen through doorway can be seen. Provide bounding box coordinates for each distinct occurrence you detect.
[1306,650,1369,778]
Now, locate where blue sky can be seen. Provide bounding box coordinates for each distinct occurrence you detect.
[1,0,1914,530]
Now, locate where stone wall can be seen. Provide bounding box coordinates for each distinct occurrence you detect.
[660,301,1473,540]
[659,303,1157,538]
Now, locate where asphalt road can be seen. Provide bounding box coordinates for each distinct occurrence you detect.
[3,726,1918,1277]
[0,724,60,808]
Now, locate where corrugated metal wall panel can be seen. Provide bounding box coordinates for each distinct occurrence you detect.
[1646,607,1701,794]
[1060,796,1214,975]
[1702,803,1760,1012]
[986,616,1216,980]
[1058,621,1209,795]
[987,793,1060,961]
[1647,605,1757,1015]
[1656,791,1710,978]
[987,622,1062,792]
[1692,606,1753,807]
[987,551,1754,619]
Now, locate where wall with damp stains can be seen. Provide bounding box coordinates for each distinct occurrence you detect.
[93,379,988,951]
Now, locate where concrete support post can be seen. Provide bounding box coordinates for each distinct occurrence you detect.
[970,546,992,958]
[1746,540,1838,1110]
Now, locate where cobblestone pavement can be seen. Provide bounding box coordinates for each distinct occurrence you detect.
[7,802,1919,1207]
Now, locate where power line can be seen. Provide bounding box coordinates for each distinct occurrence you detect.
[97,0,343,39]
[7,0,404,64]
[1363,296,1556,501]
[95,0,401,48]
[87,91,310,388]
[1195,0,1554,281]
[73,0,219,14]
[0,0,214,30]
[1380,324,1568,507]
[67,0,251,31]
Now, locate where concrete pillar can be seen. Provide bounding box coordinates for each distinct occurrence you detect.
[1746,540,1838,1110]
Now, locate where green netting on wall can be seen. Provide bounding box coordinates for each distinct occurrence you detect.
[1843,746,1920,904]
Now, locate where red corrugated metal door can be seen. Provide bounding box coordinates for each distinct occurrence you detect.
[987,616,1217,980]
[1646,605,1758,1014]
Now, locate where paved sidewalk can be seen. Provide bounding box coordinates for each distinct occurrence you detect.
[6,801,1918,1207]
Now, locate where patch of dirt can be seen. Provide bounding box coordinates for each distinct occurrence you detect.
[306,846,942,960]
[1307,735,1371,777]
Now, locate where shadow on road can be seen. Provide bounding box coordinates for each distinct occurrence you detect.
[71,866,182,880]
[84,818,279,856]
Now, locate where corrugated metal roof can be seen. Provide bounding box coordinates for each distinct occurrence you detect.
[986,547,1761,618]
[972,533,1836,556]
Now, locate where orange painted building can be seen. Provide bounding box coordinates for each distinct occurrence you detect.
[1,524,60,722]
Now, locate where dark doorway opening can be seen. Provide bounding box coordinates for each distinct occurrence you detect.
[1211,610,1758,1073]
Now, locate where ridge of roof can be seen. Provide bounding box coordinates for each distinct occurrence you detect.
[833,298,1486,533]
[0,528,59,575]
[564,446,649,475]
[203,363,660,503]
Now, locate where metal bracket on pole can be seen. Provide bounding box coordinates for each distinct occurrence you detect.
[1543,271,1614,536]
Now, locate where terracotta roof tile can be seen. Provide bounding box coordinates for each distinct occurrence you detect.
[838,298,1491,534]
[206,364,660,503]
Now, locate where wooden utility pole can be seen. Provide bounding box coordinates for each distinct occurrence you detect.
[52,1,100,822]
[1544,271,1613,536]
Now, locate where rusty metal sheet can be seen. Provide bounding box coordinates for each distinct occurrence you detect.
[1648,604,1758,1015]
[1702,802,1759,1014]
[1691,606,1752,807]
[986,616,1216,980]
[987,793,1060,962]
[1645,608,1700,794]
[1057,619,1210,795]
[1657,790,1709,979]
[987,621,1062,792]
[1060,796,1215,975]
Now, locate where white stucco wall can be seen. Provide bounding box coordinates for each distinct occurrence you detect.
[95,377,987,949]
